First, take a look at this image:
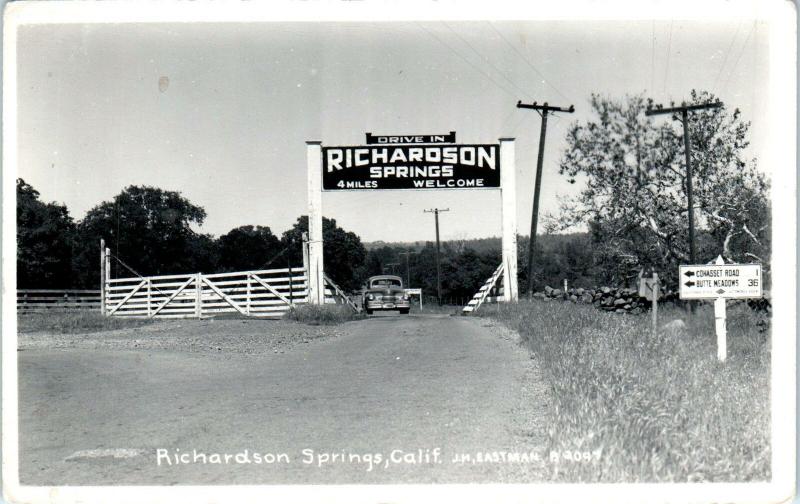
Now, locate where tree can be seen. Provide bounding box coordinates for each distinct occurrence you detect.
[281,216,367,292]
[553,90,770,287]
[441,248,500,302]
[72,185,210,287]
[16,179,76,288]
[217,225,282,272]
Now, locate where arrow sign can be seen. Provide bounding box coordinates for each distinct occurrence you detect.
[678,262,762,300]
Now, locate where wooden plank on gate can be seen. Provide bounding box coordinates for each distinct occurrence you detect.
[150,277,196,318]
[201,277,247,315]
[250,274,293,306]
[107,280,147,315]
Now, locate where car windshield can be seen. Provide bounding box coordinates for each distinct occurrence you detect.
[371,278,401,288]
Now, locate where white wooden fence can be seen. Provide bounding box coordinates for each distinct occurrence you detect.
[104,266,355,319]
[18,289,101,313]
[463,263,505,314]
[105,268,310,319]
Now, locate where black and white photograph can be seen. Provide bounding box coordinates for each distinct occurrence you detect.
[1,1,796,503]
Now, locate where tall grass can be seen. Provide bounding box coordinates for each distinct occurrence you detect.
[480,299,770,482]
[18,311,154,334]
[283,304,364,325]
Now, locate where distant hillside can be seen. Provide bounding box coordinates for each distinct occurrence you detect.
[365,233,590,253]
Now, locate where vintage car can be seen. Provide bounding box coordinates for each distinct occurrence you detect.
[361,275,411,315]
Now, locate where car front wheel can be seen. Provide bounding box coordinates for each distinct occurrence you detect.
[399,308,409,314]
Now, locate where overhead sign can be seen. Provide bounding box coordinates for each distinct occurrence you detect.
[365,131,456,144]
[678,263,762,299]
[322,141,500,191]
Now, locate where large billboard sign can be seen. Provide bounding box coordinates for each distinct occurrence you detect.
[322,133,500,191]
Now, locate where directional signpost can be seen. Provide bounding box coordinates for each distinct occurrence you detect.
[679,256,763,362]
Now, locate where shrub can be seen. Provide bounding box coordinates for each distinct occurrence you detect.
[18,311,154,334]
[283,304,363,325]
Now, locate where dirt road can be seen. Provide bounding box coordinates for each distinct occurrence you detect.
[18,313,550,485]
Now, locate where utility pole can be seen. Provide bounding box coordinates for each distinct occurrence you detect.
[516,101,575,296]
[424,208,450,305]
[399,250,414,287]
[645,101,723,266]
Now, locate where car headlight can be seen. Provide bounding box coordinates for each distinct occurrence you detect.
[402,294,409,300]
[367,294,374,300]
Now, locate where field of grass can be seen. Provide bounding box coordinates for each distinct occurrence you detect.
[283,303,365,325]
[18,311,155,334]
[479,299,770,482]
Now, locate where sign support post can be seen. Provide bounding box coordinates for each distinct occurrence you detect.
[651,272,658,339]
[715,296,727,362]
[712,255,728,362]
[679,255,762,362]
[499,138,518,302]
[306,141,324,305]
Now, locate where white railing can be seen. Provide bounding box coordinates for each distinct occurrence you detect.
[18,289,101,313]
[105,267,309,319]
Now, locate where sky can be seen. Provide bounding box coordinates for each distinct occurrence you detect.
[16,19,769,243]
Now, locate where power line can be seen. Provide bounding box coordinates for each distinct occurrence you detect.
[650,20,656,92]
[415,22,520,100]
[663,20,674,95]
[486,22,572,103]
[713,21,743,90]
[499,106,522,134]
[721,21,757,94]
[441,22,535,101]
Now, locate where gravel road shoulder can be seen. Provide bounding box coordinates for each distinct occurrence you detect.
[460,316,555,482]
[18,318,347,355]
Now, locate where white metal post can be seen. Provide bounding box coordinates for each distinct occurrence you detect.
[499,137,518,302]
[307,141,324,305]
[712,255,727,362]
[100,239,106,315]
[715,297,727,362]
[651,272,658,339]
[104,247,111,314]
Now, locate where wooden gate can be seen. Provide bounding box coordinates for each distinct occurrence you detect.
[104,268,307,319]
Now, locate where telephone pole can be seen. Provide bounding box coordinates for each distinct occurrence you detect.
[516,100,575,296]
[399,250,414,287]
[645,101,723,266]
[424,208,449,305]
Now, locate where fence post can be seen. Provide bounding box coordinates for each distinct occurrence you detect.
[195,273,202,319]
[246,273,252,315]
[147,279,152,318]
[100,239,106,315]
[302,232,310,301]
[105,247,111,284]
[288,265,294,304]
